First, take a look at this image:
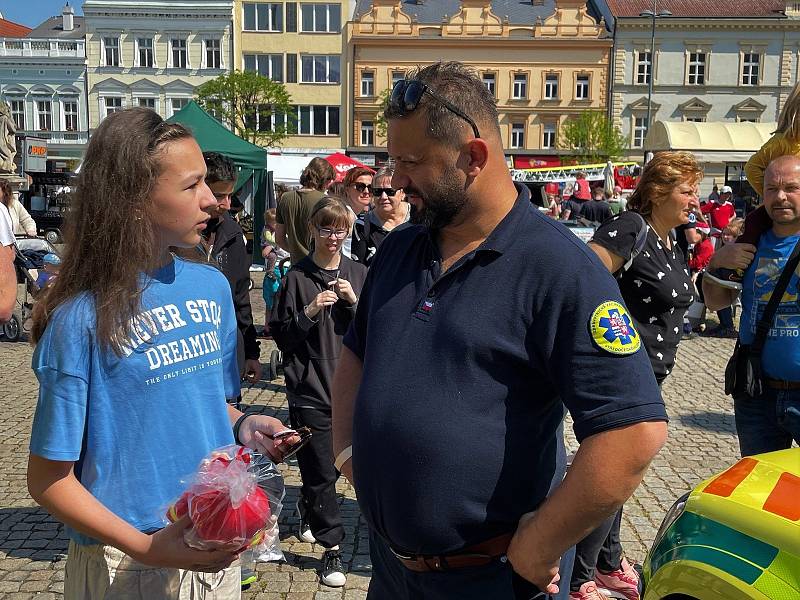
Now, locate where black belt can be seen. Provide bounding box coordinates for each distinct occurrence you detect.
[764,378,800,390]
[389,533,514,572]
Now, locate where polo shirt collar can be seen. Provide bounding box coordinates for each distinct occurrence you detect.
[475,183,531,255]
[423,183,531,262]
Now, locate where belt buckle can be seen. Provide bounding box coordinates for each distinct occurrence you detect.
[389,547,414,561]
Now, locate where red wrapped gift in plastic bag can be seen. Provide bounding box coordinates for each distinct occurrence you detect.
[166,445,277,551]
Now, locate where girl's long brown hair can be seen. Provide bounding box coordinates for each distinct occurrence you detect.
[31,108,193,354]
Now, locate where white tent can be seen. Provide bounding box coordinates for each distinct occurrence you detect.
[267,154,324,186]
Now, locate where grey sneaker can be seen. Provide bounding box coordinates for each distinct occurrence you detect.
[296,499,316,543]
[321,549,346,587]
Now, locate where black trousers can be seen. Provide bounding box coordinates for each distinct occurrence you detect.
[289,404,345,549]
[570,507,623,590]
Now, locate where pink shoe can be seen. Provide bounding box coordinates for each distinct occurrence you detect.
[594,557,641,600]
[569,581,606,600]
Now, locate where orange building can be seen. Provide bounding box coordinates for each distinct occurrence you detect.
[344,0,612,167]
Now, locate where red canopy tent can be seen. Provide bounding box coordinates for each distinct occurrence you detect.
[325,152,375,182]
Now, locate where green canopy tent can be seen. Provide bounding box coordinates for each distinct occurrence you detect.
[167,100,268,264]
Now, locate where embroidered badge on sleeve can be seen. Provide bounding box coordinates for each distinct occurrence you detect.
[589,301,642,355]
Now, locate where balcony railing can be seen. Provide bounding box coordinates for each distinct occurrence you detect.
[18,129,89,144]
[0,39,84,58]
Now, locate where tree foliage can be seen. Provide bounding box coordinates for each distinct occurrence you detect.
[559,111,627,163]
[375,88,392,140]
[195,70,293,147]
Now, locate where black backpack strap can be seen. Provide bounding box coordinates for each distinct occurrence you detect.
[752,238,800,355]
[620,211,649,273]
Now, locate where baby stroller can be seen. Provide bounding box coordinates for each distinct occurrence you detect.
[268,257,292,381]
[2,236,61,342]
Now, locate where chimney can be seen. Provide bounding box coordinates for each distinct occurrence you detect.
[62,2,74,32]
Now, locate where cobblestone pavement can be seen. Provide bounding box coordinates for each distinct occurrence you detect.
[0,277,743,599]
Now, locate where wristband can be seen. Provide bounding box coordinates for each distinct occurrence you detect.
[334,445,352,471]
[232,413,250,446]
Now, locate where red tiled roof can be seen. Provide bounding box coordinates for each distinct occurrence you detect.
[606,0,785,18]
[0,18,32,38]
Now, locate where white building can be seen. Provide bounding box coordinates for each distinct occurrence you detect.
[0,4,89,165]
[599,0,799,190]
[83,0,234,130]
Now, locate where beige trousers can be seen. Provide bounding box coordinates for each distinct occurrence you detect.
[64,541,241,600]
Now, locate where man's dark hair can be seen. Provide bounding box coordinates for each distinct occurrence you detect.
[300,157,335,191]
[203,151,237,184]
[384,62,499,147]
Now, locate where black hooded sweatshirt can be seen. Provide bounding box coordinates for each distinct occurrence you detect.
[270,254,367,409]
[202,212,260,363]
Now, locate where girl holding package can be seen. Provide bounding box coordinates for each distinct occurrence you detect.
[27,108,296,600]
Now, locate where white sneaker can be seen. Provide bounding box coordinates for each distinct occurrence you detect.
[321,548,346,587]
[296,499,316,543]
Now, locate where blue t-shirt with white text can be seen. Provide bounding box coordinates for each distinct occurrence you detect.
[29,258,240,545]
[740,230,800,380]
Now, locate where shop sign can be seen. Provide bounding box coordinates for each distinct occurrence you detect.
[24,138,48,173]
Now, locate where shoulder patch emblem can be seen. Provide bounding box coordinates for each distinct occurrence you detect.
[589,301,641,355]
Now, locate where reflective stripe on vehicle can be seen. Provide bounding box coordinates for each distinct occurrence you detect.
[650,511,779,585]
[704,457,759,498]
[763,472,800,521]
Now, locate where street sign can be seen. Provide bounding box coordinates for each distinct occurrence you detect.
[24,137,48,173]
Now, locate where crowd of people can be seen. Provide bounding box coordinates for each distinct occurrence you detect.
[0,60,796,600]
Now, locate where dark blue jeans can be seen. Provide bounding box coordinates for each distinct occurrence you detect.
[717,306,734,329]
[733,387,800,456]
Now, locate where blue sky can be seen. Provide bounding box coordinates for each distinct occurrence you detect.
[1,0,83,28]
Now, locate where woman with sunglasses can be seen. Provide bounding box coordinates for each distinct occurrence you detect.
[341,167,374,258]
[352,165,411,266]
[269,197,367,589]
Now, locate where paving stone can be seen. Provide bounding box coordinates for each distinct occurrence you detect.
[0,287,743,598]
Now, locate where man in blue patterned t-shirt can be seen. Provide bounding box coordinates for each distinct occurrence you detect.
[705,154,800,456]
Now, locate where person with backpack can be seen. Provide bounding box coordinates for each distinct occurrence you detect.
[569,152,702,600]
[703,154,800,458]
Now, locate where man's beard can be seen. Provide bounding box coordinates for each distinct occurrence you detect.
[407,167,466,231]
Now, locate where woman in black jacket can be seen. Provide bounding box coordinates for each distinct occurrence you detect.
[270,197,367,588]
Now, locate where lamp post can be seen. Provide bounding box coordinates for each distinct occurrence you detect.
[640,1,671,160]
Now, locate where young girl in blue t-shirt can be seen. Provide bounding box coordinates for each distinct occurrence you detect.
[27,108,298,600]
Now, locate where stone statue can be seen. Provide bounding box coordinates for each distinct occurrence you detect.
[0,101,17,173]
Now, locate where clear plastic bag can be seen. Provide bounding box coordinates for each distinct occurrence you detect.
[166,445,283,552]
[249,451,285,562]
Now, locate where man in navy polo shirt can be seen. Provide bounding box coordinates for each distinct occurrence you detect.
[331,62,667,600]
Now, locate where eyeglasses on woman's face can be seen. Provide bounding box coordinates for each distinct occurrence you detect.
[317,227,349,240]
[372,187,399,198]
[352,182,372,194]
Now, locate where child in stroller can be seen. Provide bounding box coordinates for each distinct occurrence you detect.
[1,236,61,341]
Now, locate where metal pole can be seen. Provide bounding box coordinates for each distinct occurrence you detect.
[645,0,656,162]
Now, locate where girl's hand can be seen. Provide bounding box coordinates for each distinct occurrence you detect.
[331,278,357,305]
[305,290,338,319]
[132,516,241,572]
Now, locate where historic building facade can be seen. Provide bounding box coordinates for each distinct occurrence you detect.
[602,0,798,160]
[83,0,234,130]
[344,0,613,166]
[0,5,88,164]
[233,0,358,157]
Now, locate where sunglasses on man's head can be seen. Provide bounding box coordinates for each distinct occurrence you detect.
[389,79,481,140]
[372,187,399,197]
[352,182,373,194]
